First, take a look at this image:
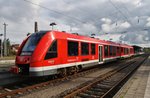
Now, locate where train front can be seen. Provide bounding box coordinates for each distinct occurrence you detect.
[11,31,49,76]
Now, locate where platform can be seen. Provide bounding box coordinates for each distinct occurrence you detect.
[0,60,15,72]
[113,56,150,98]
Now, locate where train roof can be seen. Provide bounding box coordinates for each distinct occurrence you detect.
[39,30,133,48]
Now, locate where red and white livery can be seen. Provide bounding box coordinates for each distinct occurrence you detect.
[11,30,134,76]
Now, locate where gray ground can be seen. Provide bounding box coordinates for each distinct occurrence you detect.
[0,60,15,72]
[20,64,122,98]
[19,57,146,98]
[113,56,150,98]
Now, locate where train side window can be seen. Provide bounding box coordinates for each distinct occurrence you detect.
[113,46,116,56]
[104,45,109,57]
[121,47,124,53]
[124,48,126,54]
[130,48,131,53]
[124,48,128,54]
[68,41,78,56]
[91,44,95,55]
[109,46,113,56]
[128,48,129,54]
[81,42,89,55]
[112,46,114,56]
[130,48,133,53]
[45,40,57,60]
[117,47,120,54]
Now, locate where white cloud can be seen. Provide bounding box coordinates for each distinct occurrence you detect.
[0,0,149,47]
[120,31,150,45]
[112,0,143,7]
[101,18,112,24]
[146,17,150,27]
[120,21,131,28]
[96,33,121,42]
[147,17,150,21]
[79,23,97,34]
[101,20,131,33]
[101,24,112,33]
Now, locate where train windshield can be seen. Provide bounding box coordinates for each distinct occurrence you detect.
[21,31,47,55]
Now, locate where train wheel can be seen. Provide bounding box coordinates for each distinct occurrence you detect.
[67,66,78,75]
[66,67,72,75]
[78,65,82,71]
[59,68,67,77]
[72,66,78,74]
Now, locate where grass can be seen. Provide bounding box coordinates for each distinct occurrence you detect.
[0,55,16,60]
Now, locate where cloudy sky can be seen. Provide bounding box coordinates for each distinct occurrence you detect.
[0,0,150,47]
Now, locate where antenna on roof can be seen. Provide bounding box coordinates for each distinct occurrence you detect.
[91,33,96,38]
[72,33,79,35]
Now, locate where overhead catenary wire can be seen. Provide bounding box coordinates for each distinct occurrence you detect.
[108,0,140,31]
[23,0,124,28]
[108,0,130,22]
[62,0,126,25]
[23,0,87,24]
[19,0,144,35]
[62,0,98,22]
[23,0,136,32]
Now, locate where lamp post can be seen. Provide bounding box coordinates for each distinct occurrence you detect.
[50,22,56,30]
[0,34,3,58]
[3,23,8,56]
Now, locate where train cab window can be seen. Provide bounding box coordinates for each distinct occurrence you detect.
[91,44,96,55]
[68,41,78,56]
[104,45,109,57]
[45,40,57,60]
[81,42,89,55]
[21,32,46,56]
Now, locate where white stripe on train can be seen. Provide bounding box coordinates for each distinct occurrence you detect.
[30,59,99,72]
[29,55,132,72]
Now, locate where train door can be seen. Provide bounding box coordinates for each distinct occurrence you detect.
[98,45,103,62]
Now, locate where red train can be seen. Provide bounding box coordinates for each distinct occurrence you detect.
[11,30,134,76]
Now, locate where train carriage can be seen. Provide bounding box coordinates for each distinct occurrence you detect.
[11,30,134,76]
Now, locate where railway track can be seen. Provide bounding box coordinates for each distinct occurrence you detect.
[0,61,118,98]
[0,55,147,98]
[58,55,148,98]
